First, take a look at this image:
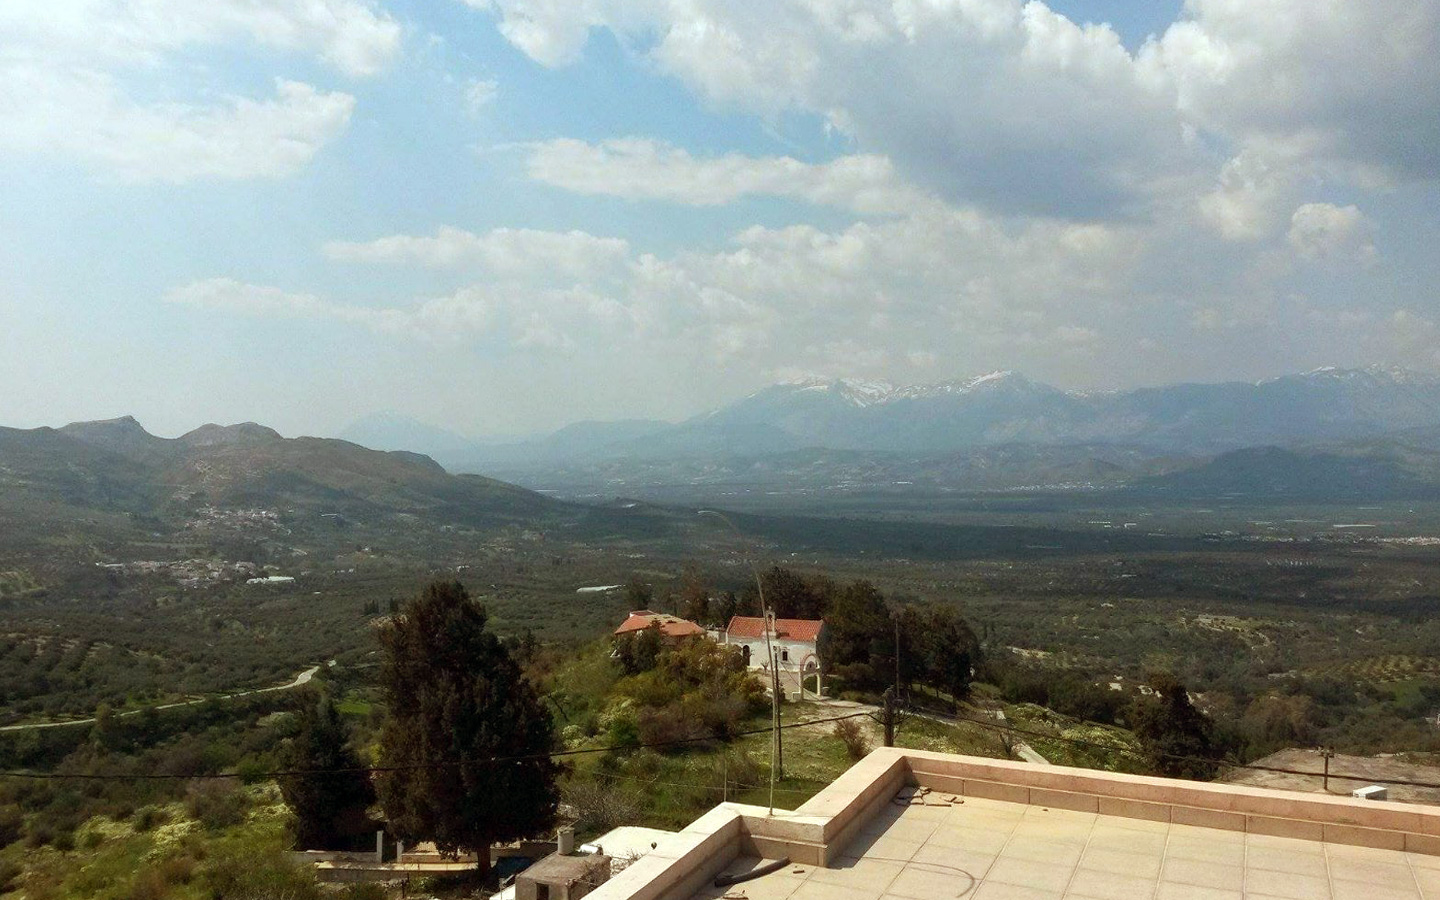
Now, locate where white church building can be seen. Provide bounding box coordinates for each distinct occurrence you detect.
[723,614,825,678]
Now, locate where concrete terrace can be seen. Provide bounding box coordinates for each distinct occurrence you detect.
[586,749,1440,900]
[695,793,1440,900]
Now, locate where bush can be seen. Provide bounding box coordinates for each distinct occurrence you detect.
[185,780,246,831]
[834,718,871,761]
[708,748,762,793]
[201,845,321,900]
[606,713,639,749]
[635,704,705,747]
[133,804,170,832]
[341,882,388,900]
[561,780,641,834]
[0,860,21,894]
[0,804,21,847]
[128,868,173,900]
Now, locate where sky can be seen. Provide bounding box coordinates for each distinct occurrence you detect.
[1,0,1438,439]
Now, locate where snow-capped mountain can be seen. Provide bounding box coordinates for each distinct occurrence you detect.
[438,366,1440,473]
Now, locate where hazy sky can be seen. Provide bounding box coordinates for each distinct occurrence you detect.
[2,1,1438,439]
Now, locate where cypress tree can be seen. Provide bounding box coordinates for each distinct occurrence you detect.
[375,581,558,884]
[280,695,376,849]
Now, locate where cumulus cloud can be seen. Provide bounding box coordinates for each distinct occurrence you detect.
[478,0,1440,234]
[479,0,1195,218]
[1287,203,1377,265]
[176,202,1137,373]
[524,138,936,215]
[0,0,396,181]
[1148,1,1440,186]
[1144,2,1440,240]
[324,227,630,279]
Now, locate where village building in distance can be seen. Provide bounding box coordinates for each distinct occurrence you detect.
[611,610,707,643]
[610,609,827,698]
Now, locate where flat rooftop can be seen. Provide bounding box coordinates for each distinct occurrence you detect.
[694,789,1439,900]
[589,749,1440,900]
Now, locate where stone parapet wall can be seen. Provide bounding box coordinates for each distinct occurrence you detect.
[582,748,1440,900]
[903,749,1440,854]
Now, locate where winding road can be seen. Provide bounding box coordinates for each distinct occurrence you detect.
[0,664,321,733]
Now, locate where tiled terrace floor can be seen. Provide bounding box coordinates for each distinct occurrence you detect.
[694,792,1440,900]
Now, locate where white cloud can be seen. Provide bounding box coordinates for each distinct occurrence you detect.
[1148,1,1440,186]
[165,278,412,332]
[165,276,638,351]
[0,0,401,77]
[480,1,1194,218]
[478,0,1440,232]
[465,77,499,114]
[1385,310,1440,369]
[169,277,496,341]
[228,204,1136,370]
[1287,203,1377,265]
[323,227,630,278]
[524,138,935,215]
[167,278,328,317]
[0,71,355,182]
[0,0,396,181]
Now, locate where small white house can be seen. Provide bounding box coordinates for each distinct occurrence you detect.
[723,615,825,675]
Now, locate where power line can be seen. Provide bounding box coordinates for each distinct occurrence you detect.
[10,697,1440,795]
[0,710,873,782]
[590,770,829,798]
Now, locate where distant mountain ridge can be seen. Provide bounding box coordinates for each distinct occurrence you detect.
[2,417,550,527]
[439,365,1440,472]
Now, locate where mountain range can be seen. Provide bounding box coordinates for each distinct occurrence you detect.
[389,366,1440,493]
[0,416,549,530]
[6,366,1440,529]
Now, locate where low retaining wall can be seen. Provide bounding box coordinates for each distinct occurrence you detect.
[903,749,1440,854]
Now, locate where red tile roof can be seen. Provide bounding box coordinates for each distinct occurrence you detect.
[614,611,705,638]
[725,616,825,643]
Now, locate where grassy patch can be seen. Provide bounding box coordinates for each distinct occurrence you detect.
[1,783,312,900]
[1005,702,1144,772]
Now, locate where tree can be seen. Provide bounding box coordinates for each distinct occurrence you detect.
[622,577,653,610]
[280,695,376,849]
[711,591,739,628]
[375,582,559,884]
[824,580,893,691]
[1130,673,1221,779]
[740,566,834,620]
[614,625,663,675]
[678,567,711,624]
[913,607,981,705]
[90,701,119,751]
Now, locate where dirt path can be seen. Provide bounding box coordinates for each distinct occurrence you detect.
[0,664,322,733]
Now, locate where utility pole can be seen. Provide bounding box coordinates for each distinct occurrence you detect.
[883,687,895,747]
[893,612,902,699]
[699,509,782,812]
[770,623,783,776]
